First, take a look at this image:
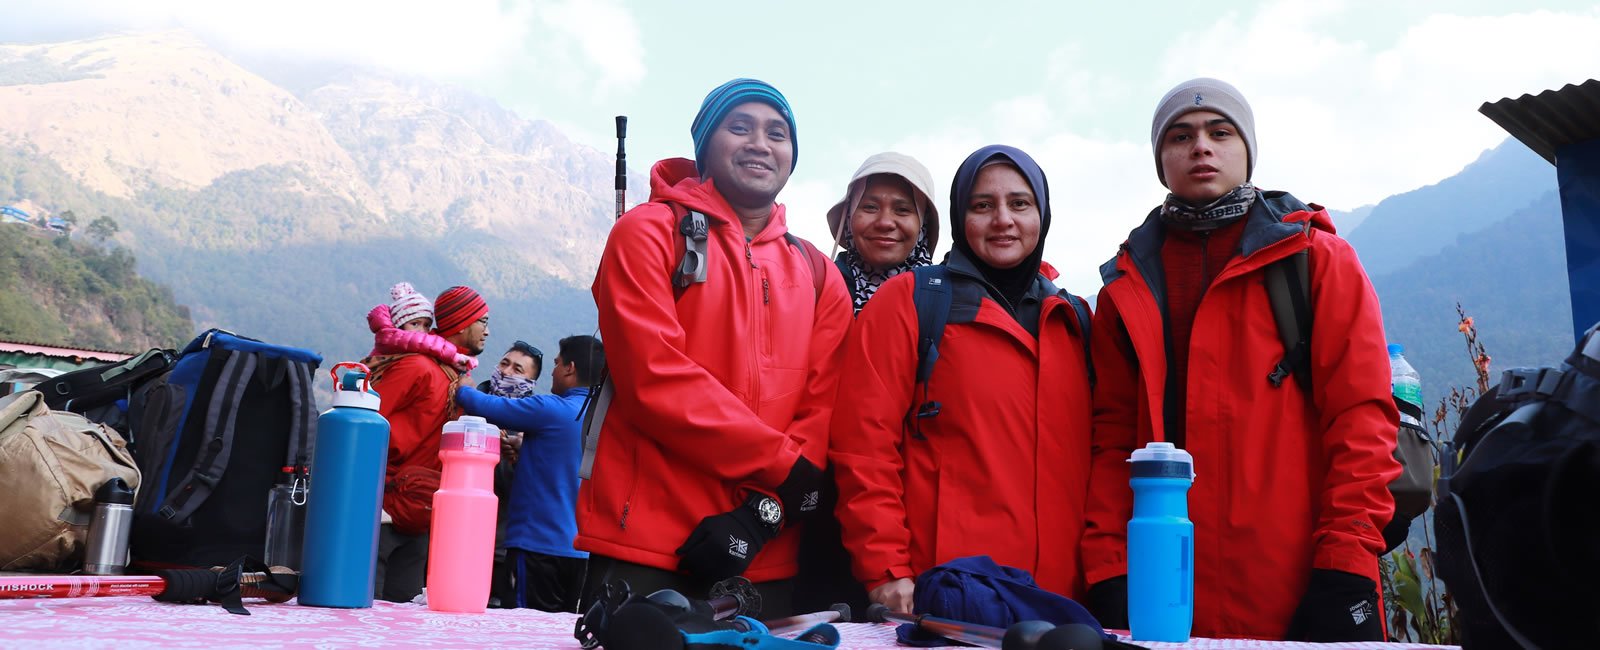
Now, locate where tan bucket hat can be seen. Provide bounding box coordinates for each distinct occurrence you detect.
[825,152,939,254]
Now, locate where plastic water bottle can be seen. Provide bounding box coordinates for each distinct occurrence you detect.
[427,415,500,613]
[263,466,308,570]
[1389,344,1423,427]
[83,477,135,575]
[1127,441,1195,643]
[300,363,389,609]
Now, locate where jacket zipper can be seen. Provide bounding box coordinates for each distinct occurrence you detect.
[745,239,764,394]
[619,501,629,530]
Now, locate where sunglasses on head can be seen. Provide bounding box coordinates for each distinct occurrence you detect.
[511,340,544,380]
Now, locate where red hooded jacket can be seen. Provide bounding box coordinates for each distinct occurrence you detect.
[831,252,1093,597]
[1082,192,1401,638]
[578,158,851,582]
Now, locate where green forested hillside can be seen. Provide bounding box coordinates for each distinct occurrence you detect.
[0,224,192,351]
[1370,192,1571,403]
[0,148,598,371]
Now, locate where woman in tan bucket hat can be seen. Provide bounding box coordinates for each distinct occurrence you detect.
[825,152,940,314]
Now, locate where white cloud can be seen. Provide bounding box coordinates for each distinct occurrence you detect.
[3,0,647,101]
[537,0,645,99]
[1157,4,1600,212]
[882,2,1600,296]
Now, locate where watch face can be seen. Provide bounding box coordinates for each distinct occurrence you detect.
[755,497,782,525]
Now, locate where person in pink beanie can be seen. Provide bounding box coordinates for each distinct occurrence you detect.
[366,281,477,373]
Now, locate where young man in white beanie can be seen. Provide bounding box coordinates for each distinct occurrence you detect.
[1081,78,1401,641]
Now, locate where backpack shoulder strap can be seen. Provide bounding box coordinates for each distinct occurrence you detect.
[1038,276,1097,390]
[911,265,953,386]
[1264,221,1314,389]
[783,233,828,301]
[1064,291,1096,389]
[670,202,708,299]
[834,257,855,292]
[157,347,258,523]
[904,265,954,436]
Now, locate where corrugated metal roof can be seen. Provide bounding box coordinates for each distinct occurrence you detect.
[0,339,135,363]
[1480,79,1600,165]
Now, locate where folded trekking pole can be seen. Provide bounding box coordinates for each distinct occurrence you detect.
[0,560,298,615]
[615,115,628,220]
[865,603,1135,650]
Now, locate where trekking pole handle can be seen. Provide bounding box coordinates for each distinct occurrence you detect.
[615,115,628,220]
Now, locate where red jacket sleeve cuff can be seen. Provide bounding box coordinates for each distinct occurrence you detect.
[865,566,917,592]
[1314,539,1383,582]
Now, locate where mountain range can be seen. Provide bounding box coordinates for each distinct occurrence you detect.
[0,30,1577,410]
[0,30,645,371]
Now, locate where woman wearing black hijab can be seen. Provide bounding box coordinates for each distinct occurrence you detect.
[829,145,1095,613]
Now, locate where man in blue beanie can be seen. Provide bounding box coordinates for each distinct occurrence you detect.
[577,78,850,618]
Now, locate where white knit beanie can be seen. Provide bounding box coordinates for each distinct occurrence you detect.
[389,282,434,329]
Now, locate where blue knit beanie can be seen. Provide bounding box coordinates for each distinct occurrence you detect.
[690,78,797,175]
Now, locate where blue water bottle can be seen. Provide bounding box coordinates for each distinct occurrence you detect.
[1127,441,1195,642]
[299,362,390,608]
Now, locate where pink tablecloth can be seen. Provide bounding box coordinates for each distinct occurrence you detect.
[0,596,1458,650]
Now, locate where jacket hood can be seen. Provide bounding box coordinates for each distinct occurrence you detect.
[826,152,940,253]
[648,157,791,241]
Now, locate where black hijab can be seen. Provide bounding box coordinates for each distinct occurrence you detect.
[948,145,1052,309]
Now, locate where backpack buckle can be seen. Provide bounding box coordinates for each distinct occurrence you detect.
[1499,367,1562,401]
[1583,325,1600,363]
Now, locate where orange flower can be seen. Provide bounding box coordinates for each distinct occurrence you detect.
[1475,354,1492,373]
[1458,316,1475,333]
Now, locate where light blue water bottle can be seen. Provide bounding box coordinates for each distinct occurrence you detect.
[1127,441,1195,642]
[299,362,389,608]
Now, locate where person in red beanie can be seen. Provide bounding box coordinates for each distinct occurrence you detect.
[366,284,491,602]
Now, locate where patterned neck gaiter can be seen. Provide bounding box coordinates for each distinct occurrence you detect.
[1160,182,1257,232]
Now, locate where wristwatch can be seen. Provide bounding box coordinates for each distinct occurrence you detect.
[745,493,783,533]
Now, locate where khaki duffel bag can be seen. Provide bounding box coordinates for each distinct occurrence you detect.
[0,390,140,570]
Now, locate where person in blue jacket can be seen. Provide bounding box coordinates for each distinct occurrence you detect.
[456,334,604,612]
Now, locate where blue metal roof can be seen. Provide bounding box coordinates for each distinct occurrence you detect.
[1480,79,1600,165]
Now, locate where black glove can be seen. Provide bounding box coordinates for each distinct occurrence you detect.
[1085,575,1129,630]
[676,505,776,582]
[776,456,824,520]
[1287,569,1383,641]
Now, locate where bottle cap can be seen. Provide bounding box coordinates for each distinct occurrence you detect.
[1128,441,1195,479]
[329,362,382,411]
[1387,343,1403,357]
[95,477,135,506]
[441,415,499,455]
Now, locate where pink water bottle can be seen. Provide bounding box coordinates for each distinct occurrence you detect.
[426,415,500,613]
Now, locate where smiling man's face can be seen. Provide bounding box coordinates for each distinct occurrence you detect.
[701,101,794,211]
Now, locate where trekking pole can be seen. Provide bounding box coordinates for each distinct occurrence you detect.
[758,602,851,636]
[0,567,294,604]
[615,115,628,220]
[865,603,1072,650]
[642,576,762,620]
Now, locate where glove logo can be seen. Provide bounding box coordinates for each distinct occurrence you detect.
[800,491,819,512]
[1348,600,1374,626]
[727,535,749,559]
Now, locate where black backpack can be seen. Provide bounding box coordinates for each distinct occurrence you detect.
[1262,224,1434,552]
[127,329,322,568]
[905,265,1093,437]
[1433,323,1600,649]
[38,348,178,438]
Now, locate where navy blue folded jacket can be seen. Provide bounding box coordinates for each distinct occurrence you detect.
[897,556,1110,646]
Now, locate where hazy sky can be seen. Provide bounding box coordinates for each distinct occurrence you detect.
[4,0,1597,294]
